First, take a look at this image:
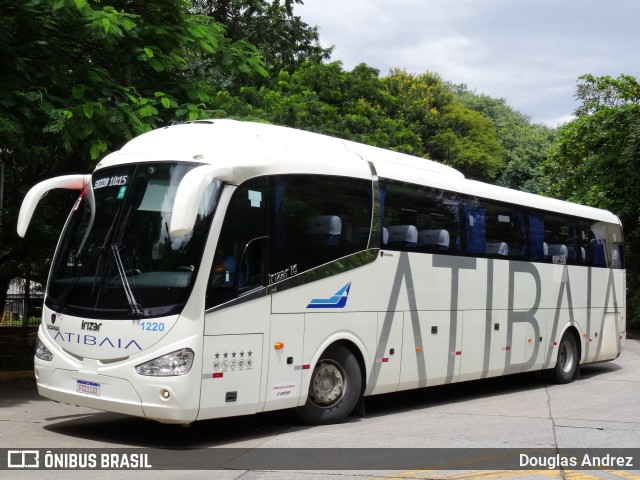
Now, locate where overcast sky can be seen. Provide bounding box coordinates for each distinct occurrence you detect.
[296,0,640,127]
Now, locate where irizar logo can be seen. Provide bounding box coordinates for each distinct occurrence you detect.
[307,282,351,309]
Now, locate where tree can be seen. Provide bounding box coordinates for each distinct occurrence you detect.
[428,102,504,180]
[0,0,266,309]
[574,73,640,116]
[191,0,332,85]
[384,70,504,181]
[452,86,555,193]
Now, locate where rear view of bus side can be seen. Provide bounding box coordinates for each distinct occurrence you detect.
[19,120,625,425]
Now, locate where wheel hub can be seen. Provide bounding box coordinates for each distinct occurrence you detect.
[311,361,346,405]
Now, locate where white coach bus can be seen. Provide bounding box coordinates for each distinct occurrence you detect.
[18,120,625,425]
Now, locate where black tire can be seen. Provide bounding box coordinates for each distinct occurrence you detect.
[550,331,579,384]
[296,344,362,425]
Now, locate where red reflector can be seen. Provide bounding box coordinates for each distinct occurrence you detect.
[455,351,462,356]
[553,342,558,346]
[382,358,389,363]
[212,372,223,378]
[302,364,311,370]
[505,346,511,351]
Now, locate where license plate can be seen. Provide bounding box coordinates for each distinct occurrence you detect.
[77,380,100,396]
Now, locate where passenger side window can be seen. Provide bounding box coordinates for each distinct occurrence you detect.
[270,175,372,277]
[577,220,624,268]
[464,200,526,259]
[542,214,576,265]
[483,201,527,259]
[382,180,462,254]
[379,178,624,268]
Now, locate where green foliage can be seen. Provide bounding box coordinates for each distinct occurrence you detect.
[429,102,504,180]
[575,74,640,116]
[192,0,331,85]
[385,70,504,180]
[1,0,266,163]
[452,86,555,192]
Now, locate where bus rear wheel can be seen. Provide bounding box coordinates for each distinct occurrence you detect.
[296,344,362,425]
[550,331,579,384]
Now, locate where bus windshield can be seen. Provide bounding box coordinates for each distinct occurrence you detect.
[46,162,220,320]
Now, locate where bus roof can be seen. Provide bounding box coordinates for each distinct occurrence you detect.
[97,119,620,225]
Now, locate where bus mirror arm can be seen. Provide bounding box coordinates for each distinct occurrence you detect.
[169,164,233,237]
[17,174,92,238]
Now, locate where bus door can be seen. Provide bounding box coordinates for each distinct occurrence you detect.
[199,179,271,419]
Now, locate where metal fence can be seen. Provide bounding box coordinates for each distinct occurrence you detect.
[2,294,43,327]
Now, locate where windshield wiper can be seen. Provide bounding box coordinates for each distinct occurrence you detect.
[111,244,143,317]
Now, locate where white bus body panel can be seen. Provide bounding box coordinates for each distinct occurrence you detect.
[264,314,304,412]
[199,333,264,419]
[266,250,624,401]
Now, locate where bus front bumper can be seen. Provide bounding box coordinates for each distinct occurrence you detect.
[35,364,199,424]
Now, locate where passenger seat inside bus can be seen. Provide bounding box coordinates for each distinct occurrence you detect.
[417,229,450,252]
[305,215,342,245]
[386,225,418,249]
[547,244,568,258]
[486,241,509,256]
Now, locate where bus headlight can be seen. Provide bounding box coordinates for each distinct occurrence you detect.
[135,348,194,376]
[35,337,54,361]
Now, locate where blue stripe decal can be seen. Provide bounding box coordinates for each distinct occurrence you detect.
[307,282,351,309]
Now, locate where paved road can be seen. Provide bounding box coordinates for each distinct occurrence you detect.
[1,340,639,479]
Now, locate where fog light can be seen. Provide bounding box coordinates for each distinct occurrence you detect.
[161,389,170,400]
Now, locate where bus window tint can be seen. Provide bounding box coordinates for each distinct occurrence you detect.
[577,219,624,268]
[270,175,372,275]
[463,200,526,259]
[483,201,527,259]
[382,180,462,254]
[380,177,623,269]
[541,213,575,265]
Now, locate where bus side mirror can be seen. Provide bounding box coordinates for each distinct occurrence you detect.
[17,174,91,237]
[169,164,233,237]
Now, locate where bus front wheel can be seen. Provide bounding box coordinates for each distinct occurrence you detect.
[550,331,579,384]
[296,344,362,425]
